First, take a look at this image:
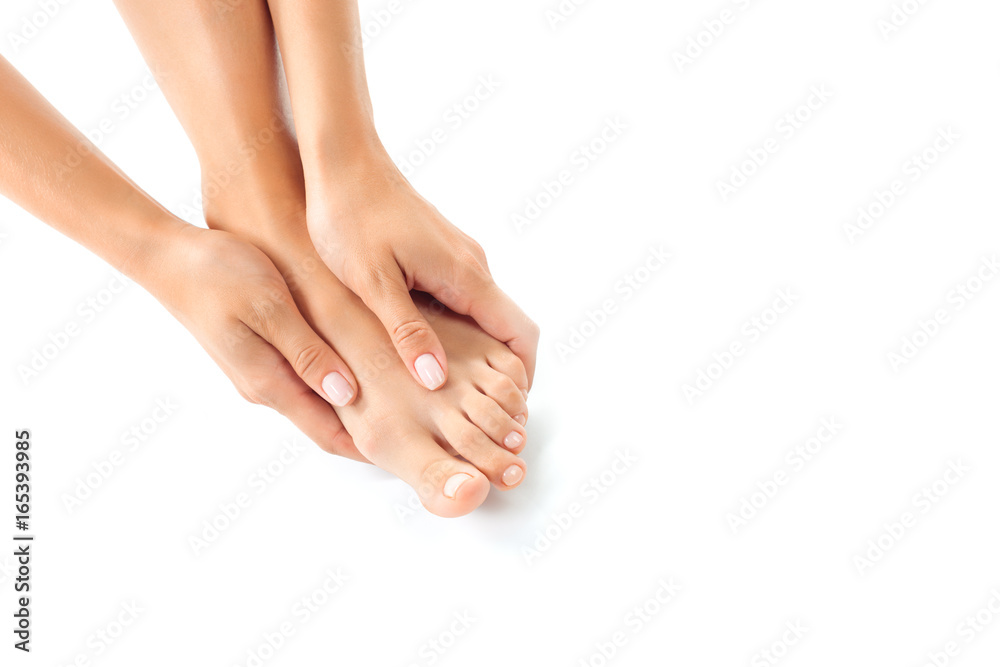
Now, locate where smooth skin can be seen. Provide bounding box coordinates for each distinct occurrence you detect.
[0,56,364,462]
[112,0,531,516]
[264,0,539,392]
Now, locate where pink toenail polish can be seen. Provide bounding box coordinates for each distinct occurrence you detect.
[521,389,529,400]
[322,372,354,407]
[443,473,472,499]
[504,432,524,450]
[503,465,524,487]
[513,414,527,427]
[415,354,445,390]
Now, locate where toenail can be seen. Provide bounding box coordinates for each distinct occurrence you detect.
[502,465,524,487]
[513,414,527,427]
[322,372,354,407]
[443,473,473,499]
[504,432,524,450]
[521,389,528,400]
[415,354,446,390]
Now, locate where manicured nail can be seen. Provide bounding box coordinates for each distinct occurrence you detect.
[322,372,354,406]
[443,473,472,499]
[415,354,445,390]
[521,389,529,400]
[504,432,524,450]
[513,414,527,427]
[502,465,524,487]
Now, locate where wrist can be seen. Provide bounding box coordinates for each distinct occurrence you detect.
[121,214,195,292]
[300,130,399,191]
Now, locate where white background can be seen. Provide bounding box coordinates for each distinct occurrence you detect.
[2,0,1000,665]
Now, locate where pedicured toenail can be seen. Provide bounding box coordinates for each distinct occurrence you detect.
[443,473,473,499]
[322,372,354,406]
[504,432,524,450]
[415,354,446,390]
[513,414,527,427]
[502,465,524,487]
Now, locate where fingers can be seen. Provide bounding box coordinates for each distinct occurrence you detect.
[433,272,539,391]
[226,334,365,463]
[265,366,366,463]
[243,293,359,407]
[359,267,450,391]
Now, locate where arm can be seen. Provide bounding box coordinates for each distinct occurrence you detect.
[0,56,364,459]
[265,0,540,392]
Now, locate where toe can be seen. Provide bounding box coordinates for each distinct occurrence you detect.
[475,368,528,423]
[439,412,527,490]
[486,347,529,395]
[463,391,527,455]
[355,422,490,517]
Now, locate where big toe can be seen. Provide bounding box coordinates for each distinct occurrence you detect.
[358,425,490,518]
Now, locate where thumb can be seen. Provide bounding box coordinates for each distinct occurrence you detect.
[362,272,449,390]
[251,298,360,408]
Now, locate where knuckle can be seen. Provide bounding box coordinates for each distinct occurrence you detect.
[357,253,399,297]
[242,288,292,336]
[314,428,352,457]
[351,414,402,460]
[494,376,523,406]
[392,319,433,352]
[465,239,487,263]
[501,356,529,388]
[456,250,490,281]
[455,427,482,454]
[526,318,541,341]
[237,377,275,408]
[291,341,329,381]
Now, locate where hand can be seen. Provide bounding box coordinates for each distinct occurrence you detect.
[145,224,364,461]
[306,156,539,393]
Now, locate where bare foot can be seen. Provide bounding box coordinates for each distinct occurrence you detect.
[204,193,529,518]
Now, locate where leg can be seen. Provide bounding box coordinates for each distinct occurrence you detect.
[265,0,540,391]
[113,0,530,516]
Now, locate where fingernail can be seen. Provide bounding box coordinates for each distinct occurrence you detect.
[504,432,524,450]
[322,372,354,406]
[513,414,527,427]
[415,354,445,390]
[502,465,524,487]
[443,473,472,499]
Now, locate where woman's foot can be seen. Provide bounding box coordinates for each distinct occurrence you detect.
[203,185,529,518]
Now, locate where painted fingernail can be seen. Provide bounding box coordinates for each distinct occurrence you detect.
[513,414,527,427]
[443,473,472,499]
[504,432,524,450]
[502,465,524,487]
[322,372,354,406]
[415,354,445,390]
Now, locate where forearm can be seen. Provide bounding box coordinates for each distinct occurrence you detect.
[266,0,386,173]
[0,56,183,282]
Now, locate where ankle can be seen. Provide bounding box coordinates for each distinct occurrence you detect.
[200,152,308,236]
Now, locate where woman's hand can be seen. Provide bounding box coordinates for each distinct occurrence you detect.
[142,224,365,461]
[0,55,362,461]
[306,155,539,394]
